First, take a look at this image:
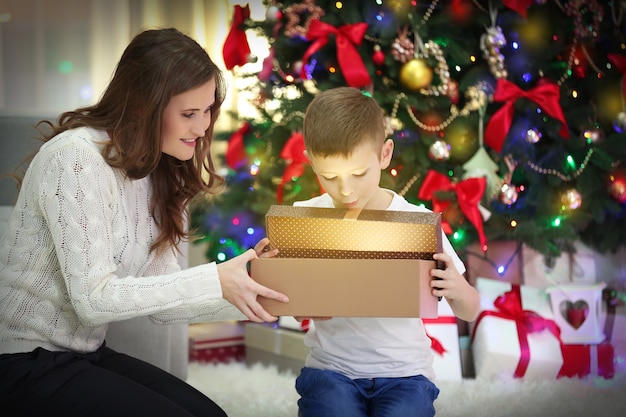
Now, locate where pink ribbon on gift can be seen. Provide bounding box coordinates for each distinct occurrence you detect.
[423,316,457,356]
[471,285,562,378]
[300,20,371,87]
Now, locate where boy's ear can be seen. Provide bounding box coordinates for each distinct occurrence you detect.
[380,139,394,168]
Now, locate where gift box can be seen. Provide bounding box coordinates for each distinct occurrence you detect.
[244,322,308,375]
[470,278,564,379]
[423,298,463,381]
[188,322,245,364]
[251,205,441,318]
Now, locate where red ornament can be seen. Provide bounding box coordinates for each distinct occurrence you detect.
[609,169,626,204]
[372,45,385,66]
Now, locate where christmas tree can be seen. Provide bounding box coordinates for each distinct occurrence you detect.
[191,0,626,270]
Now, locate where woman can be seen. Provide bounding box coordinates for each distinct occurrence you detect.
[0,28,287,416]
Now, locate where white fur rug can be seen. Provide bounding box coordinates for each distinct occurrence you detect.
[186,361,626,417]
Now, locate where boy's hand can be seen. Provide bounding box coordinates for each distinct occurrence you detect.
[254,237,278,258]
[430,253,480,322]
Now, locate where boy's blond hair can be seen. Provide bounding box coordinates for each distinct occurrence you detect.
[303,87,386,157]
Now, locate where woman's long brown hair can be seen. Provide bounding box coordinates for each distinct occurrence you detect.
[38,28,226,254]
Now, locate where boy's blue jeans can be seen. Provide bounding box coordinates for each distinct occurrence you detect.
[295,367,439,417]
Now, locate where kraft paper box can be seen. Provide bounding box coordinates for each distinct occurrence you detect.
[470,278,564,379]
[251,205,441,318]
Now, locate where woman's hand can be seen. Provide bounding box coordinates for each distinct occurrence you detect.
[217,238,288,323]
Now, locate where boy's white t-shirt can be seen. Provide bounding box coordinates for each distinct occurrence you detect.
[293,190,465,381]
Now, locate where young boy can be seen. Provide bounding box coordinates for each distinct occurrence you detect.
[293,87,480,417]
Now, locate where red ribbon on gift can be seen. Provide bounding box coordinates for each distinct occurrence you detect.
[417,170,487,248]
[222,5,252,70]
[484,78,569,152]
[226,122,251,169]
[300,20,371,87]
[608,53,626,104]
[276,132,308,203]
[471,285,562,378]
[503,0,534,18]
[423,316,457,356]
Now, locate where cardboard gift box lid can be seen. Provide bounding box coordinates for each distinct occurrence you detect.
[265,205,441,259]
[251,206,442,318]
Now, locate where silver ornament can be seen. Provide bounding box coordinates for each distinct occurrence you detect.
[499,183,518,205]
[429,140,451,161]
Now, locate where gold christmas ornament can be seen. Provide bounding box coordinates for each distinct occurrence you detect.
[444,118,479,165]
[399,58,433,91]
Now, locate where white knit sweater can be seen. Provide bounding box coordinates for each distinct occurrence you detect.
[0,127,244,355]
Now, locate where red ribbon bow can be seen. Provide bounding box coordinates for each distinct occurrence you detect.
[276,132,308,203]
[301,20,371,87]
[485,78,569,153]
[222,5,251,70]
[471,285,561,378]
[225,122,251,169]
[503,0,535,18]
[417,170,487,249]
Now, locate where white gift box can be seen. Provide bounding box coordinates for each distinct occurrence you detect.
[470,278,563,379]
[423,298,462,381]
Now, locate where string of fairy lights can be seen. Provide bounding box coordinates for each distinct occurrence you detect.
[211,0,626,265]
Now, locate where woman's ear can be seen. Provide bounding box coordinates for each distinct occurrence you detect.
[380,138,394,169]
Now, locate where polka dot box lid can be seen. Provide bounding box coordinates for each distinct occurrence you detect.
[265,205,442,260]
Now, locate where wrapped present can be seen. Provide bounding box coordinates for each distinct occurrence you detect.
[251,205,442,318]
[244,322,308,375]
[423,298,462,381]
[188,322,245,364]
[470,278,564,379]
